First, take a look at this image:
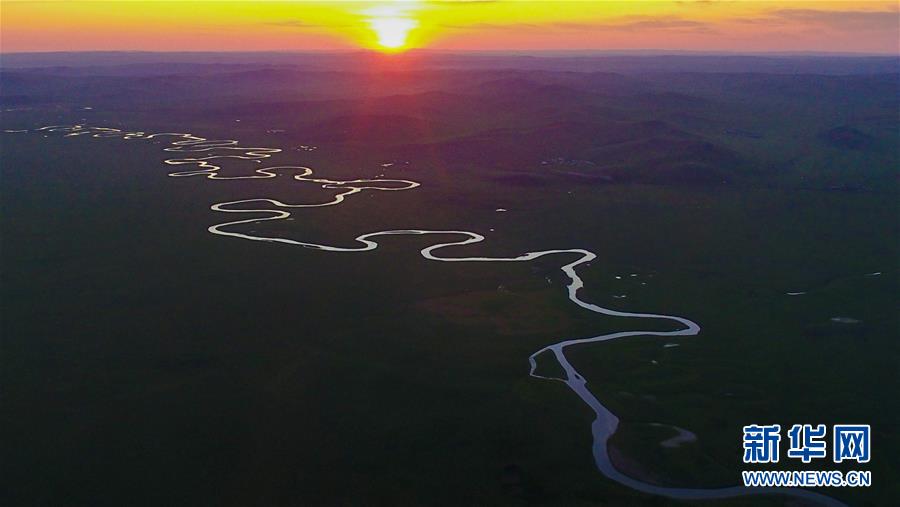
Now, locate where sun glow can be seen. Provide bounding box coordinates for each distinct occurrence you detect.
[363,2,422,52]
[1,1,897,54]
[370,17,417,49]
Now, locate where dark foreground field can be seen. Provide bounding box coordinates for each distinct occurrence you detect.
[1,53,898,506]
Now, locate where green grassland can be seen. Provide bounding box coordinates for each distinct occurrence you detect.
[1,57,897,506]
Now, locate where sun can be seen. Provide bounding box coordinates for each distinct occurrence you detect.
[371,17,417,50]
[363,2,421,52]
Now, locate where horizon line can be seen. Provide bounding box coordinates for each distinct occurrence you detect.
[2,49,898,57]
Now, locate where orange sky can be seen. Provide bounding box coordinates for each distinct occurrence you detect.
[1,1,898,54]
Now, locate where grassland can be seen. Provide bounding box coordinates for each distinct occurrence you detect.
[1,54,897,506]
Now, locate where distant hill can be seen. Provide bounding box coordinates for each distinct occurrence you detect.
[0,57,896,190]
[820,126,876,150]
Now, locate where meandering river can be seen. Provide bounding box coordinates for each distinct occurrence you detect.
[10,124,845,506]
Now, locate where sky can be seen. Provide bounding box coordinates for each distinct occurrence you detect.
[1,1,898,54]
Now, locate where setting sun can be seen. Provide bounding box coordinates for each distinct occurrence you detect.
[0,1,897,54]
[370,17,416,49]
[363,2,421,52]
